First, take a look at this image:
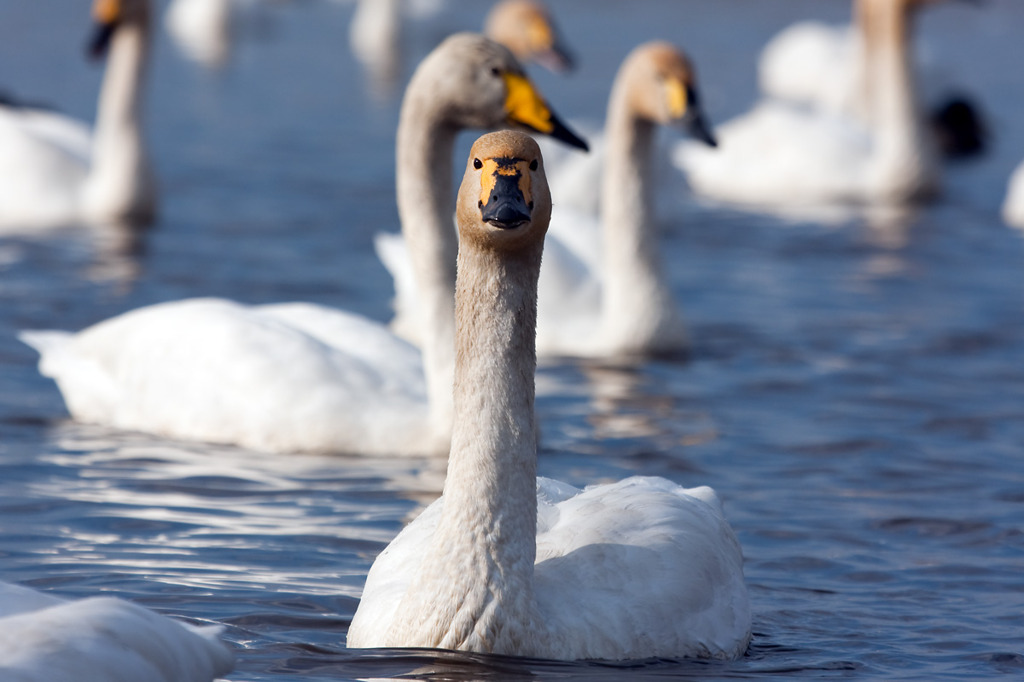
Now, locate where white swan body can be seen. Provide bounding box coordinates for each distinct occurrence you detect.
[0,581,234,682]
[165,0,232,67]
[22,34,586,455]
[382,43,710,359]
[20,298,442,456]
[0,0,156,229]
[1003,161,1024,230]
[677,0,941,208]
[348,131,751,660]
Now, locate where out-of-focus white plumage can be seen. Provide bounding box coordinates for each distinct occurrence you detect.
[0,581,234,682]
[165,0,233,67]
[1003,161,1024,230]
[20,298,445,456]
[351,477,751,660]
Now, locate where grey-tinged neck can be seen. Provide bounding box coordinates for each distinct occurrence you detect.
[600,80,685,356]
[865,1,938,201]
[87,17,155,223]
[388,241,543,651]
[395,87,458,433]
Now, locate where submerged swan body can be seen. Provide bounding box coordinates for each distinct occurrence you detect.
[0,581,233,682]
[0,0,156,229]
[348,131,751,660]
[22,34,586,455]
[677,0,945,208]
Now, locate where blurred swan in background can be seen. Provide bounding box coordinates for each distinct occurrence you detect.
[676,0,954,209]
[0,0,156,230]
[1003,161,1024,229]
[759,0,985,159]
[0,581,233,682]
[21,34,586,457]
[164,0,232,67]
[348,131,750,660]
[535,42,716,358]
[350,0,573,96]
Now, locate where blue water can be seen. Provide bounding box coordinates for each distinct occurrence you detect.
[1,0,1023,679]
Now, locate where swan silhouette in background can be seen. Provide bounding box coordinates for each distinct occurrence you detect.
[348,131,750,660]
[21,34,586,457]
[0,0,156,230]
[676,0,955,209]
[759,0,985,159]
[484,0,574,73]
[164,0,233,67]
[0,581,233,682]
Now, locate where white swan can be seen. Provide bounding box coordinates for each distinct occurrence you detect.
[0,581,233,682]
[21,34,587,456]
[348,131,750,660]
[535,42,716,358]
[381,42,713,359]
[0,0,156,230]
[1003,161,1024,230]
[676,0,944,208]
[165,0,233,67]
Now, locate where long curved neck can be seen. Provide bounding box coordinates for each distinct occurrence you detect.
[863,0,938,201]
[600,79,684,356]
[396,86,458,432]
[387,240,542,652]
[87,15,155,223]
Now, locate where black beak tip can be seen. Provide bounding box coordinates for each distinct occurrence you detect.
[86,23,116,60]
[549,112,589,152]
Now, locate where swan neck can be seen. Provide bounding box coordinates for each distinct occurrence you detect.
[600,83,681,354]
[87,15,154,223]
[864,0,937,199]
[396,87,458,430]
[388,240,543,651]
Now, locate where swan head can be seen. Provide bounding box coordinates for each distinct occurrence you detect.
[456,131,551,253]
[618,41,716,147]
[88,0,150,59]
[409,33,588,151]
[484,0,575,73]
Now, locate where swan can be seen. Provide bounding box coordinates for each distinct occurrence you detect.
[1003,161,1024,230]
[21,34,587,456]
[381,42,714,359]
[348,131,751,660]
[164,0,232,67]
[484,0,574,73]
[675,0,945,208]
[0,0,156,230]
[0,581,233,682]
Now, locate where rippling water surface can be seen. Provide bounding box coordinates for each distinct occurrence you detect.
[1,0,1023,679]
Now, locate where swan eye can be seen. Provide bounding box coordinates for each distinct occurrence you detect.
[473,158,483,170]
[490,67,501,78]
[529,159,538,171]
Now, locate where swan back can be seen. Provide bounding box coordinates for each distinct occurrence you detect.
[0,582,234,682]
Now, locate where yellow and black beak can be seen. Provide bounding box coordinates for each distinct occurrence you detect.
[478,157,534,229]
[527,16,575,73]
[666,78,717,148]
[503,73,588,152]
[87,0,121,60]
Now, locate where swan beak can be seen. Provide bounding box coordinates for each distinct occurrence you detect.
[479,158,533,229]
[670,80,717,148]
[87,0,121,60]
[528,17,575,73]
[503,73,589,152]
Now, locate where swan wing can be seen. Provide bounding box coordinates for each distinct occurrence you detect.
[0,583,233,682]
[373,232,424,346]
[533,476,750,660]
[759,21,857,114]
[20,298,438,455]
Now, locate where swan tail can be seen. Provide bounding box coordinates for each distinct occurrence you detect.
[373,232,422,345]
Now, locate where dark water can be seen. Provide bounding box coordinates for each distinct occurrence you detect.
[1,0,1023,679]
